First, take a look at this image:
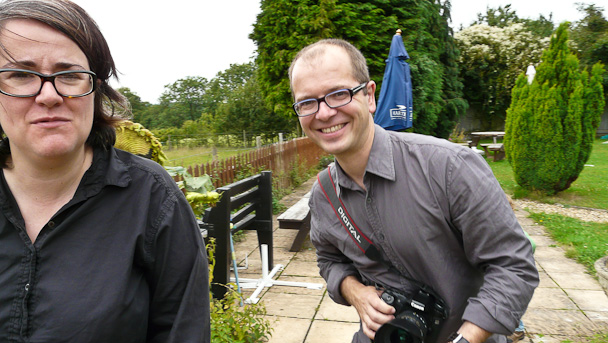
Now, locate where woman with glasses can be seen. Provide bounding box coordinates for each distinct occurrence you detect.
[0,1,210,342]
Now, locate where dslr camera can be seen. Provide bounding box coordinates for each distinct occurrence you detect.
[374,288,449,343]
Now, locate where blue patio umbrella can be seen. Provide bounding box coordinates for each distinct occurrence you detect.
[374,29,413,131]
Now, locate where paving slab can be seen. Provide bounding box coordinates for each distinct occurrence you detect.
[282,259,324,278]
[527,333,581,343]
[522,308,601,337]
[266,316,311,343]
[314,293,359,322]
[586,311,608,329]
[527,287,578,310]
[527,234,558,247]
[305,319,361,343]
[261,292,323,319]
[548,272,603,290]
[536,257,589,274]
[292,248,318,262]
[566,289,608,311]
[534,245,569,260]
[537,270,559,288]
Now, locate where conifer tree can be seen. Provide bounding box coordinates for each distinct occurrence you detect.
[505,22,605,194]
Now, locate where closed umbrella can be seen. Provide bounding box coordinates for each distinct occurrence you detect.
[374,29,413,131]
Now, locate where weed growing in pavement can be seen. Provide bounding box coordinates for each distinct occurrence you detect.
[207,238,273,342]
[583,332,608,343]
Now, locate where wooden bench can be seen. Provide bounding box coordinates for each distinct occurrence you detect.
[200,171,273,299]
[468,136,481,148]
[277,192,311,252]
[480,143,505,162]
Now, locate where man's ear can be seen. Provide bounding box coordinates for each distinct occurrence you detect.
[367,81,377,114]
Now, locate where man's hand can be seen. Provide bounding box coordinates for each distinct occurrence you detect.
[455,321,492,343]
[340,276,396,339]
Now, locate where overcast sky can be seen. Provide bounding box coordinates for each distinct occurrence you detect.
[73,0,605,104]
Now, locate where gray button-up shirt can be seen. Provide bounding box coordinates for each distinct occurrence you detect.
[309,125,538,343]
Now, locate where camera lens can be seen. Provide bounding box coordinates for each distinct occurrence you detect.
[393,329,413,342]
[375,311,426,343]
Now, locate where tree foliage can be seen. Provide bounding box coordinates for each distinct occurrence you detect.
[473,4,555,37]
[455,23,549,129]
[122,62,294,139]
[250,0,467,137]
[504,23,605,195]
[204,62,256,117]
[159,76,209,123]
[570,4,608,97]
[213,74,293,139]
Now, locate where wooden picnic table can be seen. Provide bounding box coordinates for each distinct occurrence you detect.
[470,131,505,145]
[469,131,506,161]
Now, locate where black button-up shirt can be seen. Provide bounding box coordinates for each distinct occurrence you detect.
[0,147,210,342]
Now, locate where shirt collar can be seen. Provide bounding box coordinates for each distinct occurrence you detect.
[334,124,396,190]
[77,147,131,199]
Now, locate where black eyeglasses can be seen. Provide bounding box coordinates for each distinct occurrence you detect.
[293,82,368,117]
[0,69,97,98]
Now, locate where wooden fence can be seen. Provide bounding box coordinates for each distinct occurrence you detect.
[180,136,327,190]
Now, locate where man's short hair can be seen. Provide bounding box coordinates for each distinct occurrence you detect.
[289,39,370,95]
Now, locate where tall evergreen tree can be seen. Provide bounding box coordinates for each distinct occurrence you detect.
[570,4,608,103]
[250,0,466,137]
[504,23,605,194]
[434,0,467,138]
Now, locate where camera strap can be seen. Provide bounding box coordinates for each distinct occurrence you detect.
[317,166,432,293]
[317,166,383,262]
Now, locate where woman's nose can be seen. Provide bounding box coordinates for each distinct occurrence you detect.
[35,81,63,106]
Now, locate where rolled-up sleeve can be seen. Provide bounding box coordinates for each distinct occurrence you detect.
[448,150,539,334]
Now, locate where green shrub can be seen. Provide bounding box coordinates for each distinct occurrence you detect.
[207,238,273,342]
[505,23,605,195]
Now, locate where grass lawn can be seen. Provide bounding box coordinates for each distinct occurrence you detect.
[486,139,608,278]
[528,212,608,274]
[163,146,256,167]
[487,139,608,211]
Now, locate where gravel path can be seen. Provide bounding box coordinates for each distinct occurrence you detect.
[513,199,608,223]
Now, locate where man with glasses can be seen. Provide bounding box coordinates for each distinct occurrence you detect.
[289,39,538,343]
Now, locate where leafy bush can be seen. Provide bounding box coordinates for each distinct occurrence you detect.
[207,238,273,342]
[504,23,605,195]
[448,124,467,143]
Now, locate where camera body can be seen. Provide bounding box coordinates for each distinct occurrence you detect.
[375,288,449,343]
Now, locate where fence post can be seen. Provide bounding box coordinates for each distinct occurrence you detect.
[256,136,261,149]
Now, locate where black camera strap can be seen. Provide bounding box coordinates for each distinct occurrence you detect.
[317,166,433,293]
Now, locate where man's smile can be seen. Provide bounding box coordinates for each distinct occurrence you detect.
[321,123,345,134]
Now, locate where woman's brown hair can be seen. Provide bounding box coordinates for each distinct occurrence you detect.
[0,0,128,166]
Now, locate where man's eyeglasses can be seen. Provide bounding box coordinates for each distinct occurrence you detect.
[0,69,97,98]
[293,82,368,117]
